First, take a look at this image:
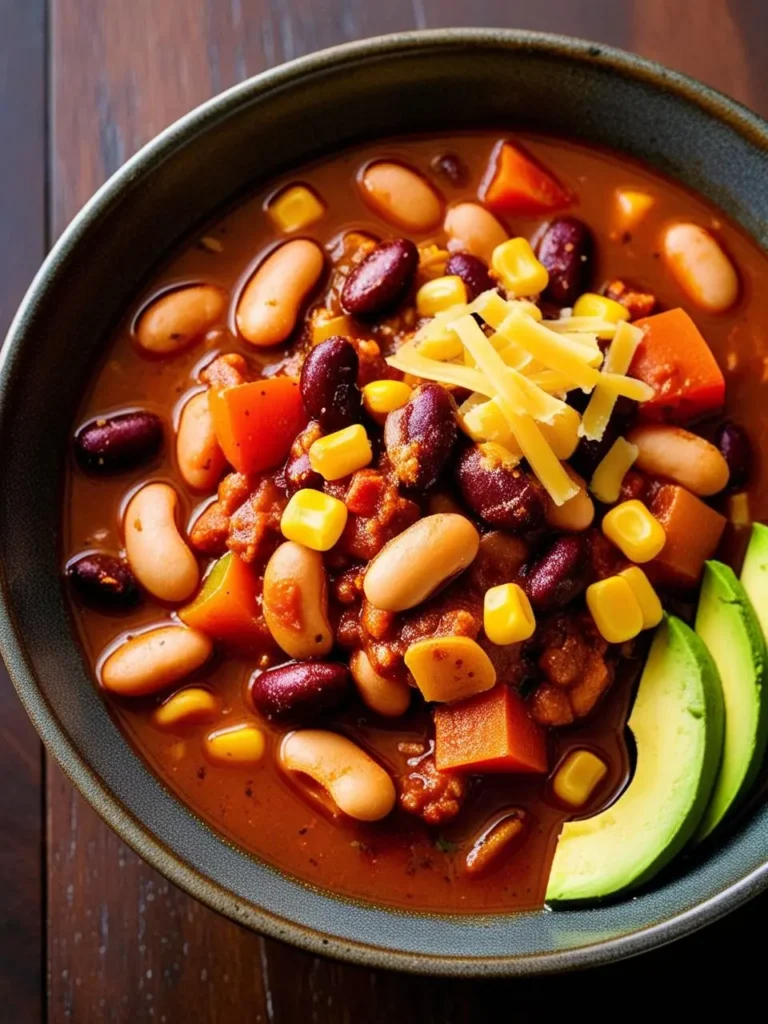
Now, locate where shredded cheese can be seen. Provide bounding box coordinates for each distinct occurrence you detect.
[543,317,619,340]
[580,321,645,441]
[590,437,639,504]
[491,311,602,391]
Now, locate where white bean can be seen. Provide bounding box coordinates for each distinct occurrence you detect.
[124,482,199,602]
[136,285,227,354]
[176,391,226,491]
[236,239,324,347]
[101,625,213,697]
[359,161,443,232]
[627,423,729,496]
[662,223,739,313]
[350,650,411,717]
[444,203,508,263]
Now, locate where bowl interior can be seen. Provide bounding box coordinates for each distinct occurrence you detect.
[2,30,768,975]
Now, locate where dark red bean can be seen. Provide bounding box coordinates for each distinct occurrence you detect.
[431,152,468,187]
[284,452,323,494]
[714,420,752,490]
[526,536,589,612]
[66,553,141,609]
[384,383,458,490]
[444,252,494,301]
[455,445,546,533]
[249,661,350,722]
[536,217,594,307]
[341,239,418,317]
[74,410,163,473]
[300,336,361,431]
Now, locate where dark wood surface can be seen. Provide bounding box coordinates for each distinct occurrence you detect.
[1,1,767,1019]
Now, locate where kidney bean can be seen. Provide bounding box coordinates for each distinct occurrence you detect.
[74,410,163,473]
[300,336,361,431]
[431,152,468,187]
[455,444,546,533]
[536,216,593,307]
[444,252,493,301]
[341,239,418,317]
[526,536,589,612]
[714,420,752,490]
[67,552,141,609]
[384,383,458,490]
[249,661,350,722]
[285,451,323,493]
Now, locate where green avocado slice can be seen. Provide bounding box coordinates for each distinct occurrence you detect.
[741,522,768,642]
[546,616,723,903]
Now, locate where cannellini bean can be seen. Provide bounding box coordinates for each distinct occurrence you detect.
[236,239,324,347]
[176,391,226,491]
[662,223,739,313]
[124,482,199,602]
[262,541,333,659]
[444,202,509,263]
[101,625,213,697]
[136,285,227,355]
[363,513,480,612]
[349,650,411,717]
[359,161,443,232]
[204,723,266,766]
[279,729,396,821]
[627,423,730,496]
[153,686,221,730]
[545,467,595,532]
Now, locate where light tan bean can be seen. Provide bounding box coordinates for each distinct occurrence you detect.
[176,391,226,491]
[349,650,411,717]
[546,467,595,532]
[662,223,739,313]
[627,423,729,496]
[444,202,508,263]
[236,239,324,347]
[363,513,480,612]
[124,482,199,602]
[101,625,213,697]
[279,729,396,821]
[136,285,226,355]
[359,161,443,232]
[263,541,332,659]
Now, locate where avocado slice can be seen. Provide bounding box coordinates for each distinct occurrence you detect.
[546,616,723,903]
[694,557,768,839]
[741,523,768,641]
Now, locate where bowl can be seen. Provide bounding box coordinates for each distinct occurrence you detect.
[2,28,768,976]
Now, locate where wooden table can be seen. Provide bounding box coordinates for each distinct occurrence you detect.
[1,1,766,1019]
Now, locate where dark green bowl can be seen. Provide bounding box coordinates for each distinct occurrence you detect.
[2,29,768,976]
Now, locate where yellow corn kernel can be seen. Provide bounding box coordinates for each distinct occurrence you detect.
[573,292,631,323]
[586,576,644,644]
[416,275,468,316]
[362,379,412,425]
[308,424,372,481]
[615,188,655,232]
[204,723,265,766]
[553,749,608,808]
[280,488,348,551]
[484,583,536,646]
[312,312,354,346]
[460,395,518,450]
[267,183,325,232]
[727,491,751,527]
[602,499,666,563]
[405,636,497,703]
[619,566,663,629]
[153,687,221,731]
[589,436,639,504]
[491,238,549,296]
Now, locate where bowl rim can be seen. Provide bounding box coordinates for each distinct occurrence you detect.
[3,26,768,977]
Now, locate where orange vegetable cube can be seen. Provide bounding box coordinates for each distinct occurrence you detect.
[208,377,306,474]
[647,484,726,587]
[434,685,548,774]
[180,552,264,644]
[481,141,570,216]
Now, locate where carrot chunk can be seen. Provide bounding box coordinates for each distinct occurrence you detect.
[481,141,570,217]
[647,484,726,587]
[434,685,548,774]
[180,552,264,643]
[630,308,725,420]
[208,377,306,474]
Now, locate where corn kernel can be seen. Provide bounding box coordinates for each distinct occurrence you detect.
[415,275,468,316]
[153,687,221,731]
[491,238,549,297]
[204,723,265,766]
[405,636,497,703]
[553,749,608,808]
[573,292,630,323]
[280,488,348,551]
[267,183,325,232]
[460,395,518,450]
[312,312,353,346]
[602,499,666,563]
[308,424,372,481]
[484,583,536,645]
[615,188,655,232]
[586,576,644,643]
[727,491,751,527]
[619,566,663,629]
[362,379,411,425]
[415,332,465,361]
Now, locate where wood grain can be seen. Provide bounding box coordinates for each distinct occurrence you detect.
[41,0,768,1020]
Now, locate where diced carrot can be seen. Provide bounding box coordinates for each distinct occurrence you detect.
[180,552,265,643]
[481,141,571,217]
[630,308,725,421]
[647,484,726,587]
[434,685,548,774]
[208,377,306,474]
